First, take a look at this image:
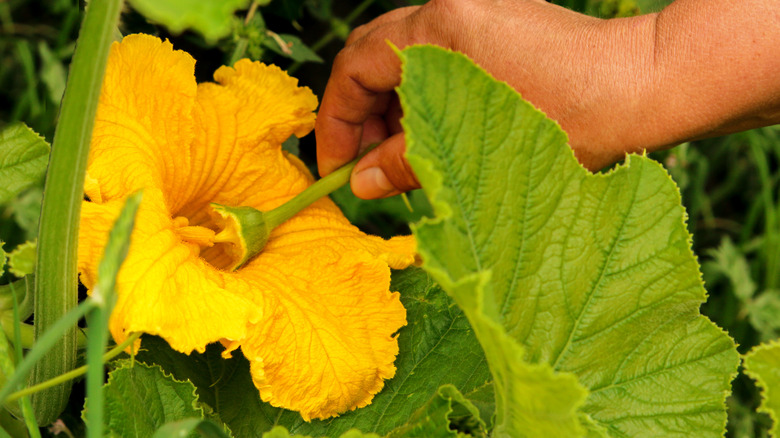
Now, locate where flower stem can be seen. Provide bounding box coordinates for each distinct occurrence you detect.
[265,144,377,230]
[5,332,142,405]
[215,144,378,270]
[31,0,124,424]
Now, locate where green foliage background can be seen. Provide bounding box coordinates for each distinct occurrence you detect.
[0,0,778,436]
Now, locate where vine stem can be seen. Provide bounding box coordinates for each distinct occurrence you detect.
[264,147,369,230]
[30,0,124,424]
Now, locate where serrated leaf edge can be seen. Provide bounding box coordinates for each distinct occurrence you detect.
[743,339,780,437]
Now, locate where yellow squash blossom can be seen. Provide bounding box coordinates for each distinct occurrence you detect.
[77,34,416,421]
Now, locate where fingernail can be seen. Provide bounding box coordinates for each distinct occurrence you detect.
[352,167,396,199]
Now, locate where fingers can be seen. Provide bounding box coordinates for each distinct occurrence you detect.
[316,6,432,177]
[350,133,420,199]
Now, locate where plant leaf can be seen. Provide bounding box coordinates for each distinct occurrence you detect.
[705,236,756,302]
[263,34,323,63]
[0,123,50,205]
[261,425,380,438]
[100,359,205,437]
[11,187,43,240]
[7,240,37,278]
[743,340,780,437]
[387,384,486,438]
[127,0,250,42]
[747,291,780,340]
[399,45,739,437]
[152,418,233,438]
[136,267,492,437]
[0,240,6,273]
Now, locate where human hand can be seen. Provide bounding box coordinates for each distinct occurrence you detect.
[316,0,648,199]
[316,0,780,199]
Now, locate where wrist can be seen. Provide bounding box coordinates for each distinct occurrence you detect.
[561,13,661,171]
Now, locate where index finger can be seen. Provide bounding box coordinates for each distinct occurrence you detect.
[315,11,428,177]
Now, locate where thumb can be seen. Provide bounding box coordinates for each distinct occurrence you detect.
[350,133,420,199]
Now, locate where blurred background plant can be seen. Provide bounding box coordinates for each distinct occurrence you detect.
[0,0,776,436]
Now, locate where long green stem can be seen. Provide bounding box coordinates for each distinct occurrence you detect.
[265,152,364,229]
[5,332,142,404]
[214,144,376,270]
[31,0,124,424]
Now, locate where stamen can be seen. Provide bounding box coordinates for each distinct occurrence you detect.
[173,216,215,247]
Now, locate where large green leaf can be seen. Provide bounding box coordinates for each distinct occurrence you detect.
[127,0,250,42]
[743,340,780,437]
[399,45,739,437]
[100,360,205,437]
[137,268,492,437]
[0,123,50,205]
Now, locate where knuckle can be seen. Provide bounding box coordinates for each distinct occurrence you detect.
[345,24,368,46]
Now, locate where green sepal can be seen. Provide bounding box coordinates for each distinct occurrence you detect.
[210,203,270,271]
[209,145,376,271]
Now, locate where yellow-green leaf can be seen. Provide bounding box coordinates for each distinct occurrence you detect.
[743,340,780,437]
[0,123,50,205]
[7,240,37,278]
[127,0,250,42]
[400,45,739,437]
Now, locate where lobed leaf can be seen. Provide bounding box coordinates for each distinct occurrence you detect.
[100,359,205,437]
[743,340,780,437]
[399,45,739,437]
[0,123,50,206]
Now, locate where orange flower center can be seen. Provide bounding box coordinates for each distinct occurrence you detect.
[172,215,240,271]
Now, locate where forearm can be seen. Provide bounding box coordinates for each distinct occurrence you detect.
[464,0,780,170]
[316,0,780,198]
[645,0,780,147]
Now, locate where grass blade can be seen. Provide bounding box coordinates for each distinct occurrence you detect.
[30,0,124,424]
[84,192,142,438]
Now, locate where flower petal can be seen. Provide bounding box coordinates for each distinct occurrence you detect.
[214,59,318,146]
[78,190,262,353]
[265,202,418,270]
[87,34,197,206]
[172,62,317,223]
[235,248,406,421]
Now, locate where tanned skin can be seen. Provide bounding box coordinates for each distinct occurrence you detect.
[315,0,780,199]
